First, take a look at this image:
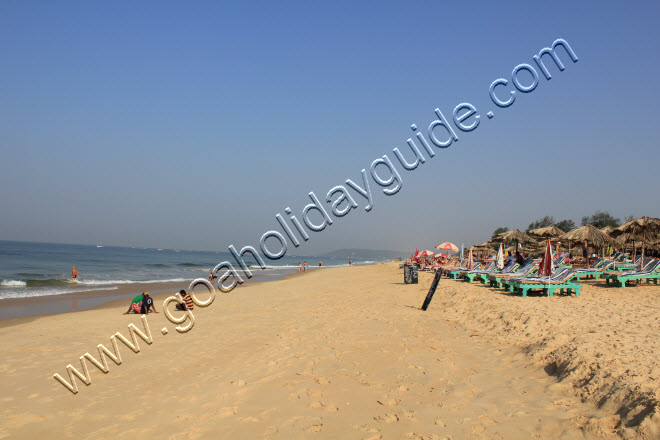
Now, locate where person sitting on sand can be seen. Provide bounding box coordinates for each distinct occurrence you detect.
[71,265,79,281]
[143,292,158,314]
[123,293,144,315]
[175,290,194,311]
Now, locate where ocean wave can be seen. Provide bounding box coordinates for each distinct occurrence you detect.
[76,278,188,285]
[0,285,119,300]
[1,280,27,287]
[0,277,189,288]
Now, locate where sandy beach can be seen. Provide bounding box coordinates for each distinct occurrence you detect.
[0,263,657,439]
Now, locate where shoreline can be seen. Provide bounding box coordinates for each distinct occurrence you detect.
[0,266,307,321]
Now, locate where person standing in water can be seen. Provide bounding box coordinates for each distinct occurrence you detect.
[71,265,79,281]
[318,261,322,268]
[303,261,308,271]
[209,272,216,284]
[298,262,302,272]
[348,259,352,266]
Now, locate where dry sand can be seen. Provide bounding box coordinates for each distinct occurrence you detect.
[0,263,657,439]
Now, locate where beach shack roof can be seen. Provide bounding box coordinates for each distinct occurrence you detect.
[528,225,564,238]
[612,216,660,238]
[559,224,616,248]
[495,229,536,244]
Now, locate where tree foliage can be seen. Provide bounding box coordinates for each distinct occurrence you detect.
[555,219,576,232]
[491,227,508,240]
[581,210,620,229]
[526,216,555,232]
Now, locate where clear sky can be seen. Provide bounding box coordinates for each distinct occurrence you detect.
[1,1,659,254]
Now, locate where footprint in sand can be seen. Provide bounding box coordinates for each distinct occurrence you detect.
[217,407,238,418]
[374,413,399,423]
[305,423,323,433]
[355,425,380,433]
[434,418,446,427]
[315,377,330,384]
[402,410,417,421]
[377,397,400,407]
[309,401,338,412]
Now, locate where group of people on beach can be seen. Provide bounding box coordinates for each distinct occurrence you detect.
[122,290,194,315]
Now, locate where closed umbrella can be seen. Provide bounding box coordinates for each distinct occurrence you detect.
[496,244,504,270]
[467,249,474,270]
[538,239,554,277]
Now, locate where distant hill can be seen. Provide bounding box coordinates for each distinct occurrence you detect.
[318,248,405,260]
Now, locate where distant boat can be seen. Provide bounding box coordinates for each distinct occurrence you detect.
[157,249,164,251]
[97,245,104,248]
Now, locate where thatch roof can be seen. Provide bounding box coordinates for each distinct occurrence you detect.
[560,224,616,248]
[612,217,660,238]
[528,226,564,238]
[468,241,494,251]
[496,229,536,244]
[600,226,616,235]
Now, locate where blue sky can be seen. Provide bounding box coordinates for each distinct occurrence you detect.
[1,1,659,253]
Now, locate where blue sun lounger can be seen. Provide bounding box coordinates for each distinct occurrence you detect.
[487,261,539,289]
[602,259,660,287]
[509,268,581,297]
[573,259,615,280]
[444,261,483,279]
[465,260,518,284]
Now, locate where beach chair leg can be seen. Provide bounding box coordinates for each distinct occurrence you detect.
[547,288,554,297]
[521,287,528,297]
[594,274,600,280]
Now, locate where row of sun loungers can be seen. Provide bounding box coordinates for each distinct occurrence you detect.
[439,253,660,297]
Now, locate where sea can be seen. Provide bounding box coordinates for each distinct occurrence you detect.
[0,240,376,300]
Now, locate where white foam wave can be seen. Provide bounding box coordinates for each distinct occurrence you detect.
[0,280,27,287]
[76,278,187,285]
[0,286,119,300]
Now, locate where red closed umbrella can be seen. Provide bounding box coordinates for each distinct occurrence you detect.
[538,239,554,277]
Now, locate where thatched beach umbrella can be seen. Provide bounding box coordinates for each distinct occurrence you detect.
[497,229,535,244]
[469,241,494,258]
[496,229,535,256]
[528,225,564,239]
[612,217,660,260]
[560,224,616,257]
[600,226,616,236]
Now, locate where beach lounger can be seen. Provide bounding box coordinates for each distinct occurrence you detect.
[602,259,660,287]
[509,269,581,297]
[465,261,518,284]
[487,261,539,289]
[446,261,486,279]
[573,260,614,280]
